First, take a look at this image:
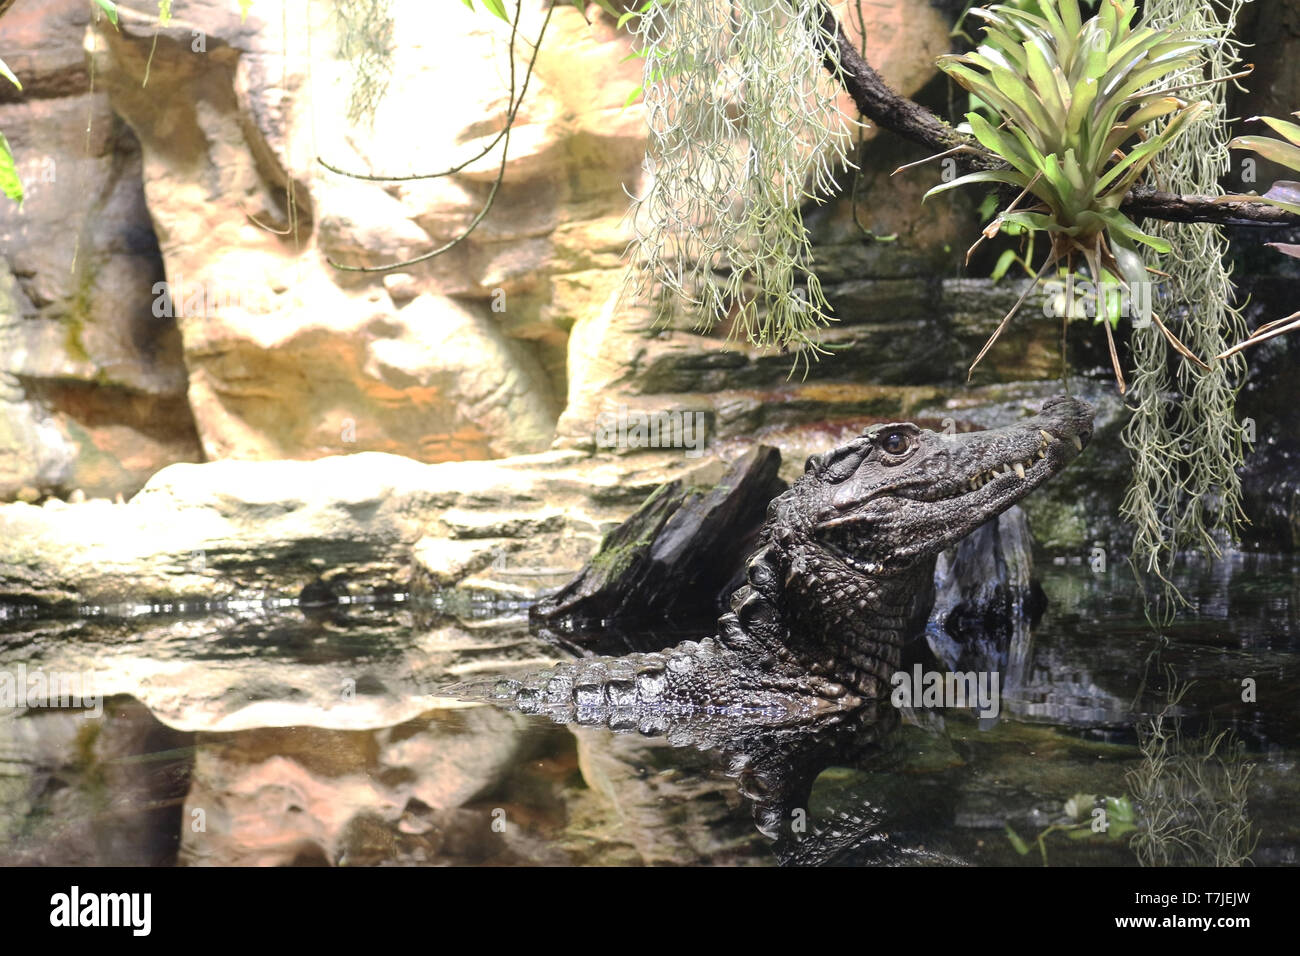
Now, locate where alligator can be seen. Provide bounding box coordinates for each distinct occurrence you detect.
[456,395,1095,735]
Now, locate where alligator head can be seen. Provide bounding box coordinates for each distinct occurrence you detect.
[804,395,1094,573]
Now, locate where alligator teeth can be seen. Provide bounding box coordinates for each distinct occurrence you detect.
[1014,462,1025,479]
[1040,430,1054,443]
[1071,434,1083,451]
[1037,449,1047,459]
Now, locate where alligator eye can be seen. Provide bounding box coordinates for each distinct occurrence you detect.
[880,431,910,455]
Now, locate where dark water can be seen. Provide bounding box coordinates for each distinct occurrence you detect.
[0,554,1296,866]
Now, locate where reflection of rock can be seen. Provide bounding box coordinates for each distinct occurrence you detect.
[180,707,566,866]
[0,0,202,501]
[569,727,769,866]
[0,600,568,733]
[0,696,192,865]
[926,505,1042,679]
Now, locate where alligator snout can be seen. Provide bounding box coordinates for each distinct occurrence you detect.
[1040,395,1095,448]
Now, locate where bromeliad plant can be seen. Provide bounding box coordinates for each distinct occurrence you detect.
[921,0,1219,390]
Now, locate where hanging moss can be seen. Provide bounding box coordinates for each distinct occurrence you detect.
[623,0,855,374]
[1121,0,1252,606]
[334,0,396,128]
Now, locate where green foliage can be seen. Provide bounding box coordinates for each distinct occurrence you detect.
[1122,0,1252,601]
[0,56,20,92]
[92,0,118,26]
[927,0,1216,384]
[1005,792,1137,865]
[158,1,172,27]
[1224,112,1300,216]
[0,132,22,207]
[239,0,253,22]
[931,0,1209,250]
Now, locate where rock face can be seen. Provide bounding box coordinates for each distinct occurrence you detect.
[0,446,729,609]
[0,0,963,493]
[91,0,642,464]
[0,0,202,502]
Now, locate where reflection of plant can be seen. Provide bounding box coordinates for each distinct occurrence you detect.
[1126,677,1258,868]
[925,0,1217,388]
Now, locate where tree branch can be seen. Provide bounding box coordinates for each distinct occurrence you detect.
[817,3,1300,229]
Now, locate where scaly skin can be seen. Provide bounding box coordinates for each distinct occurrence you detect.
[464,396,1095,731]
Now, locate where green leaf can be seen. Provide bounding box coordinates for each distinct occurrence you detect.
[93,0,119,27]
[999,210,1061,233]
[1253,115,1300,148]
[1005,824,1031,856]
[0,57,21,92]
[158,0,172,27]
[622,84,643,109]
[1215,190,1300,217]
[591,0,620,16]
[967,112,1037,179]
[1097,101,1207,197]
[1229,134,1300,174]
[991,248,1019,282]
[239,0,252,22]
[1101,209,1171,253]
[0,132,24,207]
[922,168,1027,202]
[480,0,510,22]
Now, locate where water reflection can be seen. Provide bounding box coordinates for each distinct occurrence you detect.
[0,554,1295,865]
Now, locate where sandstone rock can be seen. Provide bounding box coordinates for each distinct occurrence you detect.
[0,0,201,501]
[88,0,658,465]
[0,445,720,609]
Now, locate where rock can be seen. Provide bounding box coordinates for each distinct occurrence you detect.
[0,446,722,609]
[0,0,202,501]
[88,0,655,465]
